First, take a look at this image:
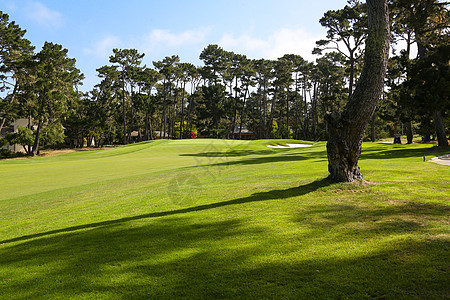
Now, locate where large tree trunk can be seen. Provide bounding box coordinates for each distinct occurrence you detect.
[433,110,448,147]
[303,81,309,139]
[231,77,239,139]
[263,81,268,139]
[31,118,43,157]
[312,81,319,140]
[238,88,249,140]
[0,117,6,136]
[144,111,150,141]
[180,82,186,139]
[268,88,277,138]
[122,77,127,145]
[405,120,413,144]
[326,0,390,182]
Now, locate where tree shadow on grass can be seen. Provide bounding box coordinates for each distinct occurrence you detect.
[201,154,313,167]
[361,144,438,160]
[1,195,448,298]
[293,201,450,235]
[182,148,328,167]
[182,144,444,169]
[180,149,276,158]
[0,177,333,245]
[0,217,262,298]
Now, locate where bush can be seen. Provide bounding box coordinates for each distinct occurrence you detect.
[0,137,8,148]
[41,123,65,148]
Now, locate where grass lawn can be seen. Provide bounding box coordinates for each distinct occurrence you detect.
[0,139,449,299]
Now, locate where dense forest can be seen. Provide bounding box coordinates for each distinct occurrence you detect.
[1,0,448,156]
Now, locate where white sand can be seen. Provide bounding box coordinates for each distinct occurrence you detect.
[267,143,312,149]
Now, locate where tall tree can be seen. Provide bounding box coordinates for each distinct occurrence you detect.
[198,45,229,137]
[326,0,390,182]
[153,55,180,139]
[313,0,367,96]
[272,58,294,138]
[253,59,274,138]
[30,42,83,156]
[388,0,417,143]
[134,67,161,141]
[199,44,227,86]
[402,41,449,146]
[315,52,348,138]
[109,48,145,144]
[186,65,201,135]
[236,57,255,139]
[0,11,34,134]
[91,65,123,145]
[279,54,309,139]
[176,62,196,139]
[395,0,449,146]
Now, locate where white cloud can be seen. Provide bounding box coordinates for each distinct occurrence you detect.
[219,33,267,52]
[82,28,209,67]
[218,28,322,62]
[25,1,64,28]
[138,27,211,59]
[146,28,210,47]
[83,35,122,59]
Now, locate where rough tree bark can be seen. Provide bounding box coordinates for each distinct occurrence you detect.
[405,120,413,144]
[31,118,42,157]
[433,110,448,147]
[326,0,390,182]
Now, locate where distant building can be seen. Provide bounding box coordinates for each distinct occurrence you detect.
[130,130,140,143]
[230,126,256,140]
[154,131,172,139]
[0,119,34,153]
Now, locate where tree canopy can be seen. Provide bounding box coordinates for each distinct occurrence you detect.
[0,2,448,158]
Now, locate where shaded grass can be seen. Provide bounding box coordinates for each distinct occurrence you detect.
[0,139,449,299]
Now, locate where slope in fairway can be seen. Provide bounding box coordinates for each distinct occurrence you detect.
[0,139,448,299]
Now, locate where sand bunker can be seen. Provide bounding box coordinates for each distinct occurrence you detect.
[267,143,312,149]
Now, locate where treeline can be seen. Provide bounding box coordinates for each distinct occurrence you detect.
[1,0,448,156]
[88,47,347,145]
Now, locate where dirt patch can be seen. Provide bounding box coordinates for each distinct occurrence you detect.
[39,147,113,157]
[2,147,113,160]
[39,149,77,157]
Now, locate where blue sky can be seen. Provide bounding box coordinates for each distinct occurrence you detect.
[1,0,349,91]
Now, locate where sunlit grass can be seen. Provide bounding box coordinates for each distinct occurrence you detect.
[0,139,448,299]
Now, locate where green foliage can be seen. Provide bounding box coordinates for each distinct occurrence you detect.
[403,45,449,113]
[41,123,65,148]
[8,126,34,153]
[196,84,227,136]
[313,0,367,95]
[0,136,7,147]
[199,44,226,84]
[1,3,448,149]
[0,11,34,134]
[0,10,34,87]
[386,0,450,146]
[269,120,279,138]
[27,42,83,154]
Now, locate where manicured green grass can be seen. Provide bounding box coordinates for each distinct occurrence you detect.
[0,139,449,299]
